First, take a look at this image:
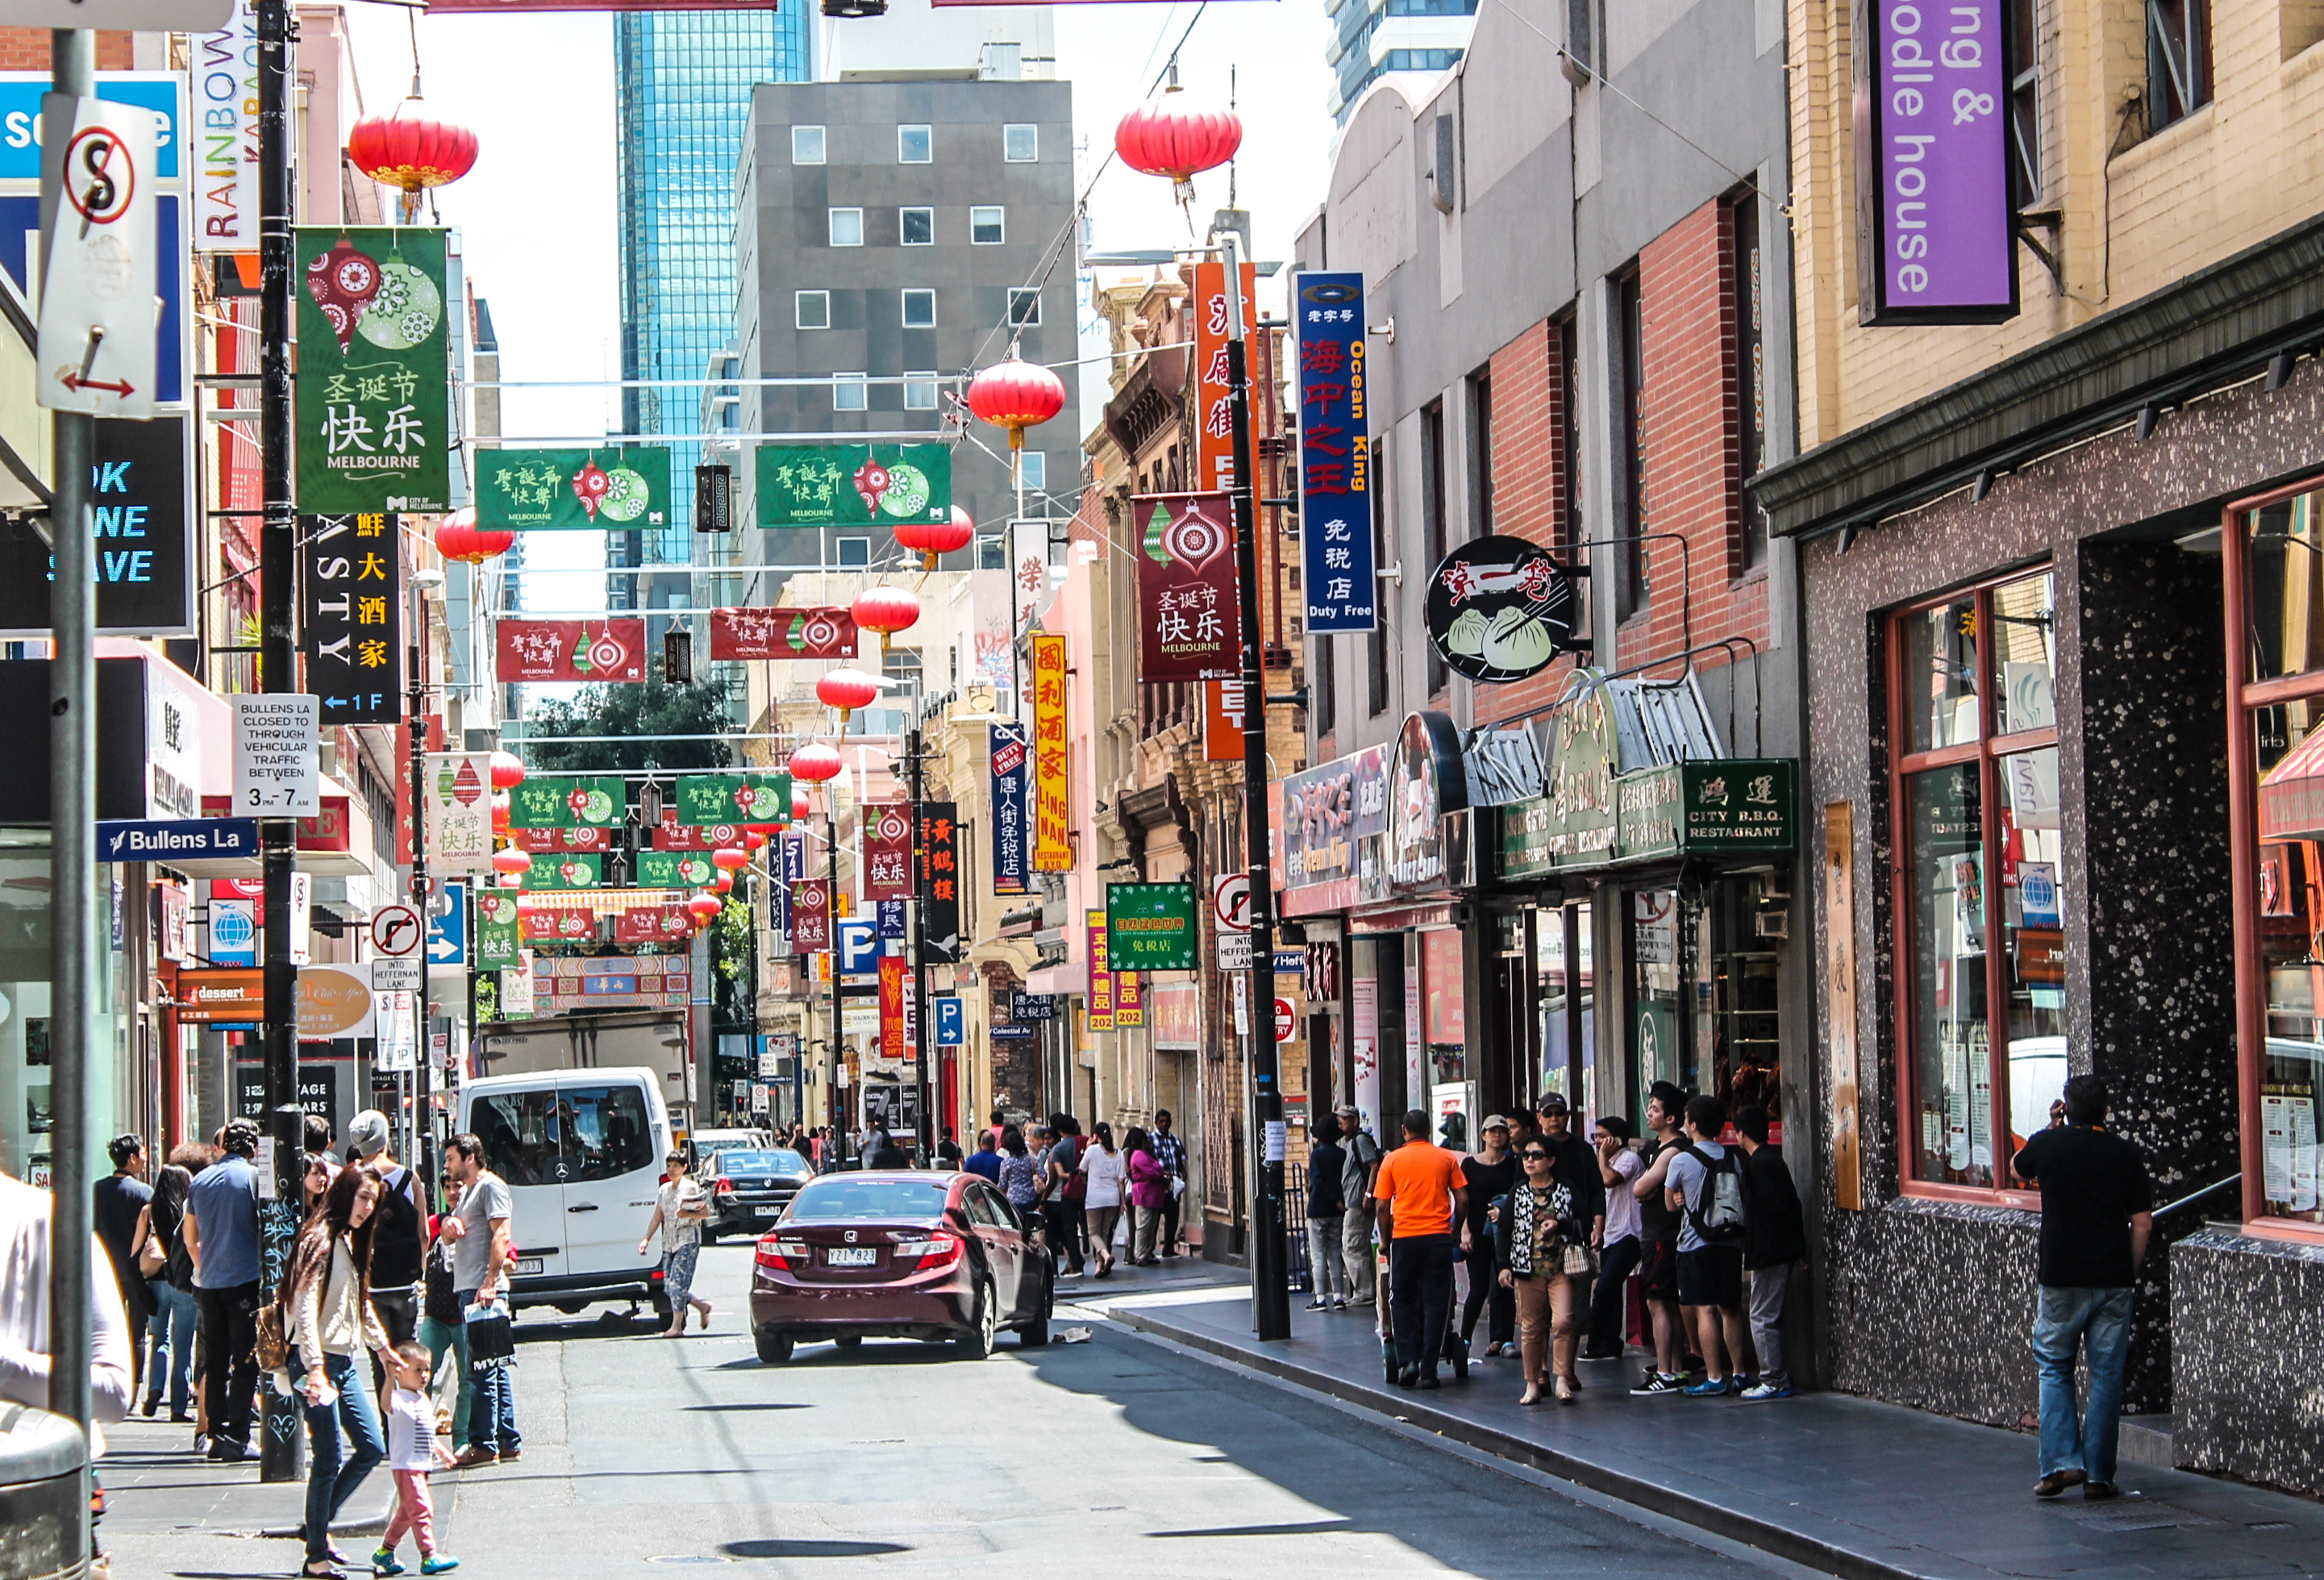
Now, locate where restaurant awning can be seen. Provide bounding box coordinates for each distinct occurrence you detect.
[2261,728,2324,842]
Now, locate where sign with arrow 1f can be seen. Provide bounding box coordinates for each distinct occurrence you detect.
[37,94,157,419]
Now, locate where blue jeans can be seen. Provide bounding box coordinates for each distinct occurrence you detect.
[417,1315,471,1448]
[145,1280,196,1414]
[294,1349,384,1562]
[454,1289,520,1457]
[2032,1285,2134,1486]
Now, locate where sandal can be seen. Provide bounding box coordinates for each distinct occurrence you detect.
[1518,1384,1542,1406]
[1554,1376,1576,1406]
[303,1561,347,1579]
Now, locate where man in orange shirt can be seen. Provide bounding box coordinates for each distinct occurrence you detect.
[1372,1109,1468,1389]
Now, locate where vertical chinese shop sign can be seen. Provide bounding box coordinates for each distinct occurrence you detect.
[1291,271,1377,632]
[1031,633,1071,872]
[301,511,401,726]
[1192,260,1259,493]
[1135,494,1242,684]
[864,805,913,903]
[1086,909,1114,1032]
[989,724,1028,896]
[920,802,960,965]
[879,956,908,1063]
[295,227,452,514]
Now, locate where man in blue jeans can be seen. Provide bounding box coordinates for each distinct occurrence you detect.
[444,1133,521,1467]
[2012,1074,2152,1501]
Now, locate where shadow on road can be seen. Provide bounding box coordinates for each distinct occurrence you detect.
[721,1539,910,1558]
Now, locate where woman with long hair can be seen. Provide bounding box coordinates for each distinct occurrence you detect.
[131,1157,198,1421]
[995,1125,1039,1218]
[285,1165,394,1578]
[1080,1121,1127,1278]
[1122,1128,1168,1268]
[637,1146,713,1337]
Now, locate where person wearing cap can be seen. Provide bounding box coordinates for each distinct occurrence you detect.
[1335,1104,1382,1307]
[639,1146,714,1338]
[1457,1115,1518,1359]
[348,1111,430,1366]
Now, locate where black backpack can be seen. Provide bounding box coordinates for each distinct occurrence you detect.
[1683,1144,1748,1248]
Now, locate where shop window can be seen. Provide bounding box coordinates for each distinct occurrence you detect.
[2146,0,2212,134]
[1629,888,1684,1119]
[1422,928,1468,1147]
[2244,490,2324,682]
[1889,567,2064,1198]
[1539,903,1596,1119]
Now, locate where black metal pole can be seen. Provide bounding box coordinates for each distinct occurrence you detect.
[256,0,304,1481]
[408,590,434,1199]
[906,724,930,1163]
[826,795,847,1168]
[1224,235,1289,1340]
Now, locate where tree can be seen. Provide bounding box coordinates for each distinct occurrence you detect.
[523,677,735,772]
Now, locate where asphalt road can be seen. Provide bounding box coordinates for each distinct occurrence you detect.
[102,1244,1785,1579]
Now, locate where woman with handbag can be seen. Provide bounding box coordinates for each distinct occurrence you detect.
[637,1148,713,1337]
[1122,1128,1168,1268]
[130,1157,199,1422]
[1493,1140,1599,1406]
[282,1165,394,1579]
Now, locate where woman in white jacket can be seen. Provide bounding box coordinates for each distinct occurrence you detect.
[285,1166,394,1579]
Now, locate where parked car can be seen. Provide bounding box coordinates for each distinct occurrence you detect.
[701,1148,814,1242]
[750,1170,1053,1363]
[688,1126,774,1165]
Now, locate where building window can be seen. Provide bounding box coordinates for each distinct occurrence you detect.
[972,206,1006,245]
[793,125,826,165]
[901,206,934,245]
[829,208,864,248]
[1612,267,1646,622]
[1422,399,1449,693]
[2009,0,2041,201]
[836,536,871,567]
[1468,369,1493,537]
[1315,628,1337,736]
[903,371,939,411]
[902,289,936,328]
[2147,0,2212,133]
[898,124,932,163]
[1556,311,1581,559]
[1730,192,1768,571]
[1018,451,1046,490]
[978,536,1006,570]
[1004,123,1038,161]
[1890,568,2063,1199]
[832,372,868,411]
[1007,287,1040,326]
[794,290,831,330]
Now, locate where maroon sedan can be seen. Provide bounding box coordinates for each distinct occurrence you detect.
[750,1170,1054,1363]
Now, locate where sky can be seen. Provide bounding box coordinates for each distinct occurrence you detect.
[339,0,1343,615]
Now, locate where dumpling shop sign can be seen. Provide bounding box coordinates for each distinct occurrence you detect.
[1423,536,1580,686]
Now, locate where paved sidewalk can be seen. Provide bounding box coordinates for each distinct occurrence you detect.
[1105,1289,2324,1580]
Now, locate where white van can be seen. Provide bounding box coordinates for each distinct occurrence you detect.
[457,1066,673,1319]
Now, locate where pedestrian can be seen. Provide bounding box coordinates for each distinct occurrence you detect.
[302,1152,335,1219]
[867,1128,910,1169]
[1151,1109,1188,1257]
[1456,1115,1518,1359]
[372,1341,460,1577]
[1372,1108,1467,1389]
[985,1107,1007,1153]
[284,1165,394,1580]
[1582,1115,1643,1362]
[1039,1117,1083,1276]
[442,1134,520,1468]
[306,1113,339,1168]
[1304,1115,1348,1310]
[1123,1128,1169,1267]
[996,1126,1040,1220]
[935,1128,964,1170]
[1533,1093,1607,1390]
[1494,1133,1591,1404]
[2013,1074,2153,1501]
[962,1130,1003,1182]
[1081,1121,1127,1278]
[1663,1094,1751,1397]
[93,1134,155,1405]
[1626,1084,1691,1398]
[130,1155,200,1422]
[1336,1105,1381,1307]
[185,1117,264,1461]
[1504,1107,1542,1161]
[348,1112,428,1362]
[637,1145,713,1337]
[1731,1105,1805,1401]
[415,1172,469,1453]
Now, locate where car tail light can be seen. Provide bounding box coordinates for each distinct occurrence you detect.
[756,1238,808,1270]
[889,1230,964,1271]
[715,1177,735,1194]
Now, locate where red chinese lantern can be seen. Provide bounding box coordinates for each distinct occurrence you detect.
[743,828,768,851]
[488,749,526,790]
[1114,89,1243,199]
[490,792,510,836]
[895,506,975,571]
[687,892,723,923]
[498,871,524,890]
[788,741,844,784]
[347,97,481,223]
[491,848,531,878]
[514,895,540,920]
[964,356,1067,463]
[816,665,885,725]
[792,790,813,822]
[438,508,514,566]
[850,587,920,661]
[714,871,735,894]
[711,847,750,873]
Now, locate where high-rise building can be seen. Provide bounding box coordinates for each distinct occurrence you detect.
[614,9,815,618]
[1323,0,1476,122]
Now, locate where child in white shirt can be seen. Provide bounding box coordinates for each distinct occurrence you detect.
[372,1341,460,1577]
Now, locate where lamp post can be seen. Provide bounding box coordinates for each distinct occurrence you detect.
[408,566,444,1190]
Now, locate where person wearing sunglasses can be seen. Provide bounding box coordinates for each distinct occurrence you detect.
[1495,1139,1592,1404]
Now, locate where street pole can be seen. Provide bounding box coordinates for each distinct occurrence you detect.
[256,0,305,1480]
[825,794,847,1168]
[407,578,435,1200]
[906,721,930,1163]
[44,27,97,1473]
[1222,231,1289,1341]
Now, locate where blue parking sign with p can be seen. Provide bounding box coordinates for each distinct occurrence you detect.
[935,997,964,1046]
[836,918,879,977]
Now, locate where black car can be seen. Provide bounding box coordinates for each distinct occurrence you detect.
[702,1149,815,1242]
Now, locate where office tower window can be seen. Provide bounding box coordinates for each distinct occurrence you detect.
[972,206,1006,244]
[793,125,825,164]
[899,123,933,162]
[833,372,868,411]
[1004,123,1038,161]
[1019,452,1047,490]
[830,207,864,247]
[836,536,871,567]
[901,206,935,245]
[1008,287,1040,325]
[978,536,1006,570]
[904,371,939,411]
[902,289,937,328]
[794,290,830,330]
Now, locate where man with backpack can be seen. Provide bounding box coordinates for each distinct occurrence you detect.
[1336,1105,1382,1307]
[1662,1094,1751,1397]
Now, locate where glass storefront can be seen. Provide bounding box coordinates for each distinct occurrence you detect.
[0,832,127,1188]
[1536,902,1595,1119]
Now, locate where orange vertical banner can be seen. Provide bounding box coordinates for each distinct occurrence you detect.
[1032,632,1071,871]
[1193,259,1259,494]
[1087,908,1114,1031]
[1114,969,1143,1028]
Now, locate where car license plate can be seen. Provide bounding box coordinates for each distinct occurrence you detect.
[826,1246,877,1267]
[514,1257,544,1275]
[755,1207,779,1219]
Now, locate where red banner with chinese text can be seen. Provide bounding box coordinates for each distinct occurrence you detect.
[1192,260,1258,494]
[708,606,859,661]
[615,904,694,944]
[495,619,648,682]
[879,956,907,1063]
[1031,633,1072,871]
[864,805,914,902]
[791,878,831,953]
[1135,494,1242,684]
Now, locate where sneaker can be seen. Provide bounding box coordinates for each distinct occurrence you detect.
[419,1557,461,1575]
[2082,1482,2120,1502]
[1630,1372,1685,1397]
[1740,1382,1794,1401]
[2033,1469,2088,1499]
[371,1548,407,1577]
[1682,1377,1732,1397]
[449,1446,495,1470]
[1331,1299,1348,1310]
[1724,1375,1747,1395]
[1346,1295,1375,1308]
[1306,1299,1329,1311]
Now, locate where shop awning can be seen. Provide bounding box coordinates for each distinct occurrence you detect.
[2261,729,2324,842]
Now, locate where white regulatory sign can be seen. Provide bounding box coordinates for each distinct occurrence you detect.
[369,903,423,991]
[233,694,320,819]
[35,94,159,418]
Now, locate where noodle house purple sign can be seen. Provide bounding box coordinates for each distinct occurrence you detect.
[1854,0,2018,324]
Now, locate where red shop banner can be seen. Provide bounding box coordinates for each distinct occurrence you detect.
[879,956,907,1062]
[615,904,695,944]
[709,606,859,661]
[523,907,598,942]
[1134,493,1242,683]
[864,805,913,902]
[513,826,612,854]
[495,619,649,683]
[791,878,831,952]
[655,815,742,852]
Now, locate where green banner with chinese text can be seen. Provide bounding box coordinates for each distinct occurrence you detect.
[295,227,452,514]
[507,776,626,829]
[755,444,953,527]
[475,447,673,532]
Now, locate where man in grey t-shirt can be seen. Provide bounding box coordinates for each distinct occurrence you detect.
[444,1133,519,1465]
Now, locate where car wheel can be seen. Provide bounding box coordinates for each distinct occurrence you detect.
[833,1334,863,1352]
[651,1289,674,1326]
[755,1327,793,1365]
[954,1278,997,1361]
[1015,1313,1050,1347]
